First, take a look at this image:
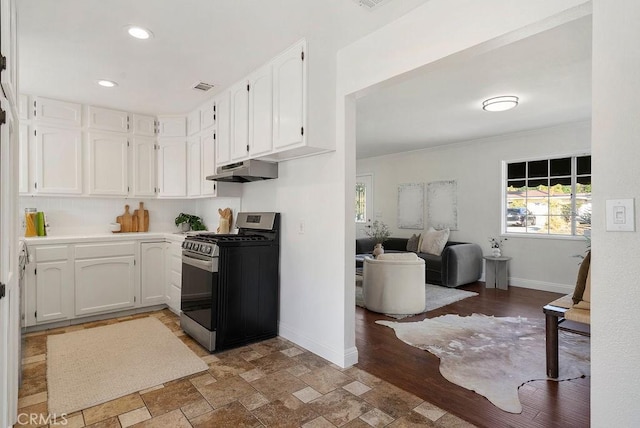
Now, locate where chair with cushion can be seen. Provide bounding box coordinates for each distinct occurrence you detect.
[544,251,591,378]
[363,253,426,314]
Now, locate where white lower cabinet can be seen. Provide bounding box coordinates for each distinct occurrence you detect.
[140,242,165,306]
[74,242,136,316]
[165,240,182,314]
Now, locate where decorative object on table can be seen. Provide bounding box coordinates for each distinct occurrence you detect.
[427,180,458,230]
[377,313,590,414]
[366,220,391,257]
[489,237,506,257]
[217,208,233,234]
[133,202,149,232]
[397,183,424,229]
[175,213,207,232]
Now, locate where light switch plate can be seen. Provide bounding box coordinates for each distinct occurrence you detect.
[606,198,635,231]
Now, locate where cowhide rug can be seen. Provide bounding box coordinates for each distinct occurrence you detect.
[377,313,590,413]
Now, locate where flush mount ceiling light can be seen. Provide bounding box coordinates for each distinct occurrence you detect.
[126,25,153,40]
[97,79,118,88]
[482,95,519,112]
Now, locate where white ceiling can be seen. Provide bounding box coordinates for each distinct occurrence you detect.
[17,0,429,116]
[356,16,592,159]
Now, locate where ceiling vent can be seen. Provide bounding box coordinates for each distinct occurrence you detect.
[352,0,393,10]
[192,81,214,92]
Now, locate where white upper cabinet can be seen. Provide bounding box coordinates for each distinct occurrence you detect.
[201,131,216,196]
[35,126,82,194]
[187,136,202,197]
[88,106,129,133]
[272,39,306,150]
[157,138,186,197]
[33,97,82,127]
[200,100,215,130]
[215,91,231,166]
[132,114,156,136]
[88,132,129,196]
[248,64,273,157]
[132,137,157,197]
[158,116,186,137]
[187,109,201,136]
[0,0,18,103]
[19,123,29,194]
[230,80,249,161]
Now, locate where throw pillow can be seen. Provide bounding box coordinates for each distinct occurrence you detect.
[573,265,592,310]
[406,234,421,252]
[572,251,591,304]
[420,227,450,256]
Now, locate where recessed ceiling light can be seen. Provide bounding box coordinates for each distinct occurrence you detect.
[482,96,519,112]
[97,79,118,88]
[127,26,153,40]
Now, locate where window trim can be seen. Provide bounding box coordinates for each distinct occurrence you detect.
[501,151,591,237]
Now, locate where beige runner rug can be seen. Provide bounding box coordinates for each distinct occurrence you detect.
[47,317,208,415]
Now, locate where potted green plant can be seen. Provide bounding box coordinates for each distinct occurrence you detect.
[175,213,207,232]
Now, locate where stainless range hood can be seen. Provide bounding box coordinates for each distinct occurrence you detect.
[206,160,278,183]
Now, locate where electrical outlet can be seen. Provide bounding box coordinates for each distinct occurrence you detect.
[298,220,305,234]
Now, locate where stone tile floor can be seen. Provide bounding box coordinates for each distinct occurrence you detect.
[15,309,475,427]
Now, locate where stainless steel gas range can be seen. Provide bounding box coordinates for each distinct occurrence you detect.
[180,212,280,352]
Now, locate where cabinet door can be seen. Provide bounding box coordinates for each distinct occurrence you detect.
[88,106,129,133]
[75,256,136,316]
[272,40,306,149]
[88,133,129,196]
[158,116,186,137]
[33,97,82,127]
[18,94,29,120]
[187,137,202,197]
[215,91,231,166]
[200,100,215,130]
[141,243,166,306]
[18,123,29,194]
[132,137,157,197]
[201,132,216,196]
[35,126,83,194]
[132,114,156,136]
[157,139,186,197]
[165,241,182,314]
[187,109,201,136]
[230,80,249,161]
[35,260,73,323]
[0,0,18,102]
[248,64,273,156]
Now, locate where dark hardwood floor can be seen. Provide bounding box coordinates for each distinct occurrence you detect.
[354,282,590,428]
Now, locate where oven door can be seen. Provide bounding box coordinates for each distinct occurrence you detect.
[181,251,218,331]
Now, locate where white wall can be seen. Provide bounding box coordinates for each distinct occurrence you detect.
[591,0,640,425]
[357,122,591,293]
[17,196,240,235]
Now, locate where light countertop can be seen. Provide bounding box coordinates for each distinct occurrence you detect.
[22,232,187,245]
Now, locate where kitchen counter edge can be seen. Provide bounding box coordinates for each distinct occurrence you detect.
[22,232,188,246]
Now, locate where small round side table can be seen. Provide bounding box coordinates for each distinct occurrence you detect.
[483,256,511,290]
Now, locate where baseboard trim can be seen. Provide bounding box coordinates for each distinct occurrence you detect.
[508,277,574,294]
[279,321,358,368]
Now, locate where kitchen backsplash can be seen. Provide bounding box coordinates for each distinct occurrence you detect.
[19,197,241,236]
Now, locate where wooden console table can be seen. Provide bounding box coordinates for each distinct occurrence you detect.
[483,256,511,289]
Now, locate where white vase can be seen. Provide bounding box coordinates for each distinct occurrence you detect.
[373,243,384,258]
[492,248,501,257]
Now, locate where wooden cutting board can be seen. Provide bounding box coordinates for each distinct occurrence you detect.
[120,205,133,233]
[133,202,149,232]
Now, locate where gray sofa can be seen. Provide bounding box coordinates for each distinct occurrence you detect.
[356,237,482,288]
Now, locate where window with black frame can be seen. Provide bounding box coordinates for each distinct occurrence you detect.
[505,155,591,236]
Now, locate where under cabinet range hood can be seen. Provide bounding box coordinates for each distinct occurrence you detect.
[206,160,278,183]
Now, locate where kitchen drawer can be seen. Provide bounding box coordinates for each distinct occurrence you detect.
[34,245,69,262]
[75,242,136,259]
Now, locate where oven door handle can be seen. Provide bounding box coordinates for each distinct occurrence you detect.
[183,254,215,272]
